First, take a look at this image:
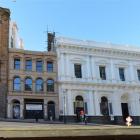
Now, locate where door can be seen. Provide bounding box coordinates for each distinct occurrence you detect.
[121,103,129,121]
[47,101,55,120]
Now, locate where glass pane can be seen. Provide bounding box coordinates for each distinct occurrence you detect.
[14,59,20,70]
[25,78,32,91]
[25,60,32,71]
[47,61,53,72]
[36,60,43,72]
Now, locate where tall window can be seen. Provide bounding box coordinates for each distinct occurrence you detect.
[47,61,53,72]
[13,77,21,91]
[137,70,140,81]
[100,96,109,116]
[25,59,32,71]
[36,60,43,72]
[14,58,20,70]
[119,68,125,81]
[25,78,32,91]
[47,79,54,92]
[36,78,43,92]
[74,64,82,78]
[99,66,106,80]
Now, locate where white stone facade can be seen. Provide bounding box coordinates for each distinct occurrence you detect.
[56,37,140,124]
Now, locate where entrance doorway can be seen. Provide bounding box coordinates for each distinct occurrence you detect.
[13,100,20,119]
[24,99,44,119]
[121,103,129,121]
[75,96,84,122]
[47,101,55,120]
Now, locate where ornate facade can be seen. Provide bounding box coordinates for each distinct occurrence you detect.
[8,48,59,120]
[0,7,10,118]
[56,37,140,124]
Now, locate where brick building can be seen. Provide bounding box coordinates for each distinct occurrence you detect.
[0,7,10,118]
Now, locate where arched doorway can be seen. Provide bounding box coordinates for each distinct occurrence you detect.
[12,100,20,119]
[100,96,109,116]
[75,96,84,121]
[121,94,129,121]
[47,101,55,120]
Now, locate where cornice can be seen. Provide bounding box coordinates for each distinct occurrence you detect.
[56,37,140,59]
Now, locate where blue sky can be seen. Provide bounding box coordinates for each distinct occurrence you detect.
[0,0,140,51]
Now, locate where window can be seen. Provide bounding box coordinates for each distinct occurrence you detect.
[119,68,125,81]
[25,59,32,71]
[99,66,106,80]
[74,64,82,78]
[137,70,140,81]
[25,78,32,91]
[14,58,20,70]
[36,78,43,92]
[47,79,54,92]
[36,60,43,72]
[47,61,53,72]
[100,96,109,116]
[13,77,21,91]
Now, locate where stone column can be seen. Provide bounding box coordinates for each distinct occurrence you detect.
[44,99,47,119]
[129,62,135,83]
[91,56,96,80]
[20,57,24,70]
[86,56,91,79]
[20,99,24,119]
[60,53,65,78]
[129,93,140,116]
[112,93,122,116]
[66,54,70,79]
[110,59,115,82]
[67,89,73,115]
[94,91,101,116]
[88,91,94,116]
[32,59,36,72]
[7,102,12,118]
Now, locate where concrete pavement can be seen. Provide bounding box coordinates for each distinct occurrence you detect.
[0,121,139,138]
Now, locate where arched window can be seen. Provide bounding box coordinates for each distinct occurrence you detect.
[100,96,109,116]
[47,79,54,92]
[25,77,32,91]
[36,78,43,92]
[13,77,21,91]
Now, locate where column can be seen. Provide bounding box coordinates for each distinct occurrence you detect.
[129,62,135,83]
[7,102,11,118]
[110,59,115,82]
[94,91,101,116]
[67,89,73,115]
[88,91,94,116]
[86,56,91,79]
[129,93,140,116]
[20,57,24,70]
[66,54,70,78]
[112,93,122,116]
[20,99,24,119]
[44,99,47,119]
[32,58,36,72]
[60,53,65,77]
[91,56,96,80]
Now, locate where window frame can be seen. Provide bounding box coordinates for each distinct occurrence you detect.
[74,64,82,78]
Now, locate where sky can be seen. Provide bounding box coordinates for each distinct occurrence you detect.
[0,0,140,51]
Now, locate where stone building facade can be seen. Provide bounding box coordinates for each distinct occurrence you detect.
[56,36,140,124]
[7,48,59,120]
[0,7,10,118]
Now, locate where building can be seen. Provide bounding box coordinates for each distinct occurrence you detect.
[56,36,140,124]
[0,7,10,118]
[7,48,59,120]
